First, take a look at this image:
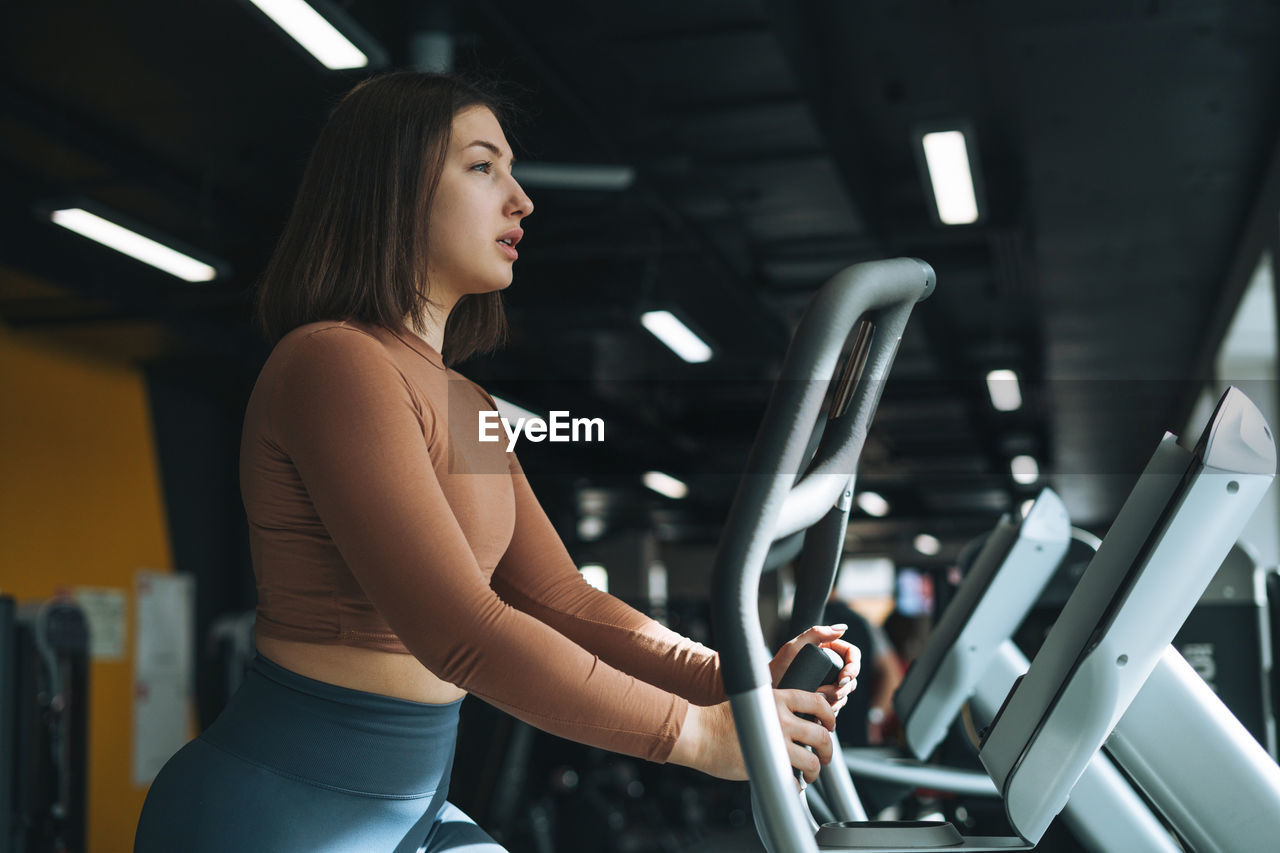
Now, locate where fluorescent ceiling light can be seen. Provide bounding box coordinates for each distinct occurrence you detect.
[512,162,635,191]
[921,130,979,225]
[1011,455,1040,485]
[914,533,941,556]
[856,491,890,517]
[491,395,540,424]
[648,563,668,603]
[49,208,218,282]
[579,564,609,593]
[247,0,369,69]
[644,470,688,499]
[986,369,1023,412]
[577,515,605,541]
[641,310,713,363]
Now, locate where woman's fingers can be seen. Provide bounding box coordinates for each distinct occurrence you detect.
[775,690,834,760]
[820,638,863,689]
[778,708,830,777]
[773,688,841,783]
[782,688,837,731]
[817,679,858,707]
[800,623,849,643]
[788,738,823,784]
[769,624,851,686]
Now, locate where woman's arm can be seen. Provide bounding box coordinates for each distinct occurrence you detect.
[670,688,838,785]
[483,441,860,781]
[488,452,724,706]
[270,328,693,762]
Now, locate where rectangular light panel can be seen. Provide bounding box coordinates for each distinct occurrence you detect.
[641,310,713,363]
[922,130,980,225]
[248,0,369,70]
[643,471,688,499]
[986,369,1023,412]
[50,208,218,282]
[491,395,541,424]
[1011,455,1040,485]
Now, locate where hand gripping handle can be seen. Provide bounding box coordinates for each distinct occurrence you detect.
[777,644,843,781]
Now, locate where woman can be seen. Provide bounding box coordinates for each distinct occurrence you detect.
[134,71,860,853]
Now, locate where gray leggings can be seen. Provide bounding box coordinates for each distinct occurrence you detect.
[134,652,505,852]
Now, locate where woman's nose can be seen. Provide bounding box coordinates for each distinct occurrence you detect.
[509,180,533,218]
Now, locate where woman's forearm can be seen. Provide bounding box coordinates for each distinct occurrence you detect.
[667,702,706,771]
[494,573,725,704]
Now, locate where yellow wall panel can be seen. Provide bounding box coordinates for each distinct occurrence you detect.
[0,323,184,853]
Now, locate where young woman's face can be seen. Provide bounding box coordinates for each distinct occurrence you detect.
[426,106,533,305]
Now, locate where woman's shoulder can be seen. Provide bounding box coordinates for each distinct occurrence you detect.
[261,321,409,394]
[268,319,396,365]
[276,319,383,349]
[255,321,429,422]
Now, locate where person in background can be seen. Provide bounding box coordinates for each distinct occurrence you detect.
[878,608,933,744]
[825,590,902,747]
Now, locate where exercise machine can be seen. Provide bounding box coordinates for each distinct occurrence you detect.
[1171,542,1276,758]
[709,255,1278,851]
[846,489,1180,851]
[1,594,90,853]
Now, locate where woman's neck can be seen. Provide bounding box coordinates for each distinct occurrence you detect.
[404,305,450,355]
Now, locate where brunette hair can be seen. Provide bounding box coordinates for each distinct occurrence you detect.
[252,70,517,366]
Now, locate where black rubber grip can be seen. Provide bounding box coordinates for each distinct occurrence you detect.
[777,644,842,781]
[778,642,842,693]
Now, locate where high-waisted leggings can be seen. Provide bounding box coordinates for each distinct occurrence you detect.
[134,651,505,852]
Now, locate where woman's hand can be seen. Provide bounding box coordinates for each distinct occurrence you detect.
[774,687,837,784]
[670,625,860,783]
[770,624,862,713]
[669,687,838,785]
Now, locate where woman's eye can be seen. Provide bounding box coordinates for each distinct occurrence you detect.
[471,161,493,173]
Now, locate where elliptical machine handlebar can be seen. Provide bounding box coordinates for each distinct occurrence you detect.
[710,258,934,853]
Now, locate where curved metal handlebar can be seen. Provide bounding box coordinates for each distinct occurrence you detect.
[710,257,934,853]
[712,257,934,694]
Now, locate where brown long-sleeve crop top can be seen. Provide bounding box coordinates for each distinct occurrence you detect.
[239,320,724,762]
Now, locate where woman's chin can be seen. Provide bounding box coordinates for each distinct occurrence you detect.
[456,279,512,298]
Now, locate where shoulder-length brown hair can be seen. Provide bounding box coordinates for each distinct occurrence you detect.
[252,71,516,367]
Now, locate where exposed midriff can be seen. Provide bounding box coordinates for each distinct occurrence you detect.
[254,635,467,704]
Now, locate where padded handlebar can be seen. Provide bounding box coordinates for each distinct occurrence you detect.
[712,258,935,695]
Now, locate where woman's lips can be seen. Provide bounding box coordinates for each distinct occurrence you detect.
[497,227,523,261]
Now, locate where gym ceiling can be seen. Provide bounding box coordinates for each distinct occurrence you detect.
[3,0,1280,564]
